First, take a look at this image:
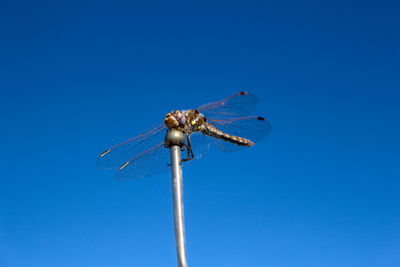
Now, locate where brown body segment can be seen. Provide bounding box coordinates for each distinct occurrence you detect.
[202,122,254,147]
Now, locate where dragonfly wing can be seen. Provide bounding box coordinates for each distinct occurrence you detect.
[208,116,271,152]
[182,132,211,163]
[116,143,171,181]
[197,91,258,117]
[118,132,210,180]
[97,124,168,170]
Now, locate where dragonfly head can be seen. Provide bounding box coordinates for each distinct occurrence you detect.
[165,110,186,129]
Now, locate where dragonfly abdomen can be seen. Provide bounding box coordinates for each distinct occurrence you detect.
[203,122,254,146]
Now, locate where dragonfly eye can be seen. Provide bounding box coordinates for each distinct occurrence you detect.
[165,113,179,128]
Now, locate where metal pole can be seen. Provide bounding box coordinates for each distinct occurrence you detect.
[165,130,188,267]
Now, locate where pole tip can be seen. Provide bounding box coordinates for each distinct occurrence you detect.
[165,129,185,148]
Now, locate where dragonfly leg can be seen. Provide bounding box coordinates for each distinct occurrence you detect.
[182,133,194,162]
[166,130,193,166]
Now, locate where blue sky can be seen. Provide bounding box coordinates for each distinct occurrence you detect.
[1,1,399,266]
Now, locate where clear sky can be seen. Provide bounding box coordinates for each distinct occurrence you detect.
[1,1,399,266]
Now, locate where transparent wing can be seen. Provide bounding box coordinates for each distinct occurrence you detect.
[197,91,259,117]
[208,116,271,152]
[97,124,168,170]
[184,132,211,161]
[117,132,211,181]
[116,143,171,181]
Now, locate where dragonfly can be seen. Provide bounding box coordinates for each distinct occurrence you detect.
[97,92,271,180]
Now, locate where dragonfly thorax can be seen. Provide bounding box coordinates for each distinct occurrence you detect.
[183,109,207,132]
